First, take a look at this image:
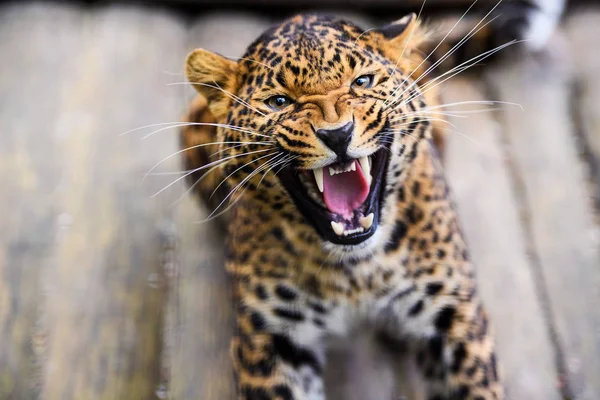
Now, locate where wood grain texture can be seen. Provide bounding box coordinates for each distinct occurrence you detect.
[443,78,562,399]
[487,38,600,400]
[31,5,187,399]
[187,12,273,58]
[0,4,86,399]
[565,10,600,211]
[168,198,234,400]
[165,14,272,400]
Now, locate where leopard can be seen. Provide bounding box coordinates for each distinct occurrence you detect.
[176,9,533,400]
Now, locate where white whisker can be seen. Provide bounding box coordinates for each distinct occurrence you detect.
[380,130,421,145]
[170,160,228,207]
[120,121,194,136]
[209,151,282,201]
[224,55,275,71]
[387,0,428,79]
[422,108,502,117]
[386,0,510,109]
[203,154,281,221]
[150,148,274,198]
[422,100,523,112]
[144,170,194,176]
[143,141,273,184]
[386,11,503,110]
[256,154,294,189]
[209,141,275,157]
[400,39,522,107]
[121,121,265,138]
[389,117,460,131]
[390,12,500,105]
[169,81,270,120]
[442,127,483,148]
[384,0,481,106]
[141,122,270,140]
[353,27,378,49]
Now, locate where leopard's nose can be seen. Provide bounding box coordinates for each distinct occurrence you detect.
[315,121,354,160]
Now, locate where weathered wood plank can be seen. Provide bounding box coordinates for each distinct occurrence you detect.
[187,12,273,58]
[443,78,562,399]
[565,10,600,211]
[0,4,87,398]
[168,198,233,400]
[165,14,272,400]
[487,40,600,400]
[37,6,187,399]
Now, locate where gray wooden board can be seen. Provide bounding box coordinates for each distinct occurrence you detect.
[0,4,87,399]
[565,10,600,212]
[442,78,562,399]
[165,13,273,400]
[169,198,234,400]
[487,37,600,400]
[23,5,188,399]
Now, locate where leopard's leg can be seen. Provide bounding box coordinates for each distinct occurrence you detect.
[231,277,329,400]
[231,332,325,400]
[384,290,503,400]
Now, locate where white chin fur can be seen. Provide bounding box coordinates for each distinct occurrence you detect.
[321,228,385,260]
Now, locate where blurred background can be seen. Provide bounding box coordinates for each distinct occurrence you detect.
[1,1,599,399]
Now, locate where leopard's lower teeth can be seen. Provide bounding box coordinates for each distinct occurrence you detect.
[343,227,364,236]
[331,221,365,237]
[359,213,374,229]
[331,221,344,236]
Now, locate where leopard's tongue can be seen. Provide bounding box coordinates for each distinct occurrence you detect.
[322,161,369,217]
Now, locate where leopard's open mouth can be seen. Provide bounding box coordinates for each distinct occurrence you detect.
[279,147,389,245]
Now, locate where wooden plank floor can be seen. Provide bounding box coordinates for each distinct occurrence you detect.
[486,39,600,399]
[443,79,561,399]
[1,3,599,399]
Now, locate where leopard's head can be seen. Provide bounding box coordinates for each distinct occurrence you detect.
[186,13,433,251]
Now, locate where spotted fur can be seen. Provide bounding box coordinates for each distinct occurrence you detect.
[181,13,504,400]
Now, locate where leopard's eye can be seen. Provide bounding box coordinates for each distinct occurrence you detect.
[351,75,375,89]
[266,95,293,111]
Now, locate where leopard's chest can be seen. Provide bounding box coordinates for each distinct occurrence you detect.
[292,254,415,333]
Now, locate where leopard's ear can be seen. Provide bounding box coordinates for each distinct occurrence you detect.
[375,14,426,58]
[376,13,417,41]
[186,49,238,120]
[374,13,430,74]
